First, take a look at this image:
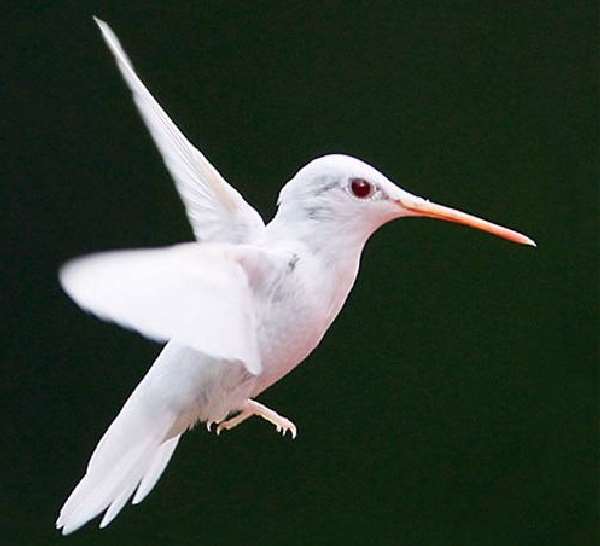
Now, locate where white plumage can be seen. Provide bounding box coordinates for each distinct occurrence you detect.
[91,17,264,245]
[56,17,534,535]
[60,243,261,370]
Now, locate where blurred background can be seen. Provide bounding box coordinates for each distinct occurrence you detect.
[4,2,597,545]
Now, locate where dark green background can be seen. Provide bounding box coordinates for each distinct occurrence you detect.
[4,2,597,545]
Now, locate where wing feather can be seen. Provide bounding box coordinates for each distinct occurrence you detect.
[93,17,264,243]
[59,243,260,374]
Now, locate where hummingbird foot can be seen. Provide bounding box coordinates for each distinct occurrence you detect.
[216,399,297,438]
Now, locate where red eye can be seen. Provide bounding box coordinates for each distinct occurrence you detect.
[350,177,373,198]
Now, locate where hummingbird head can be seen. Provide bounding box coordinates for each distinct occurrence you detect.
[274,154,535,248]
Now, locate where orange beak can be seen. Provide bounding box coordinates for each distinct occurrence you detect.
[396,196,535,246]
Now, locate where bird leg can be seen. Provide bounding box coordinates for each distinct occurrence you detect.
[215,399,297,438]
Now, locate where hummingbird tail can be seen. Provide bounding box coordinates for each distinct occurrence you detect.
[55,357,182,534]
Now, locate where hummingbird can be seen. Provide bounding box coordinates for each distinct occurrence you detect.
[56,17,535,534]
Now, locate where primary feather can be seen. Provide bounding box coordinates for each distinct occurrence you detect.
[59,243,261,373]
[93,17,264,243]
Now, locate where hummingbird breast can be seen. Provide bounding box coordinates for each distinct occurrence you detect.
[250,242,360,396]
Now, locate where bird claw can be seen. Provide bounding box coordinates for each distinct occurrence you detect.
[275,419,296,439]
[205,418,238,435]
[215,422,228,435]
[213,411,249,436]
[205,400,297,439]
[270,415,297,439]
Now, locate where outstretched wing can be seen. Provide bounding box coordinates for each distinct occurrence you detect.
[60,243,261,374]
[94,17,264,244]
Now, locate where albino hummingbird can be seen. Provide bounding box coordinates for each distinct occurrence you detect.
[56,18,535,534]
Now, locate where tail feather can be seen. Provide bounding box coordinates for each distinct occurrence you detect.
[99,479,140,529]
[57,339,251,533]
[56,379,179,534]
[132,435,181,505]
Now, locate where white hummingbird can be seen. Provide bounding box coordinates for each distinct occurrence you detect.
[56,17,535,534]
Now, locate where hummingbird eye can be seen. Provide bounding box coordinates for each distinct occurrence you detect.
[349,177,374,199]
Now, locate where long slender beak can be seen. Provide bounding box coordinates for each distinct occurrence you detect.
[396,195,536,246]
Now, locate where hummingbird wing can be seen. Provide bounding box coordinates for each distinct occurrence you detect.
[94,17,264,244]
[59,243,261,374]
